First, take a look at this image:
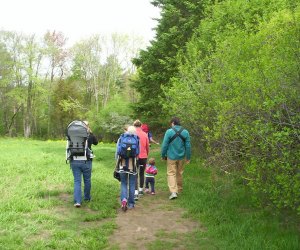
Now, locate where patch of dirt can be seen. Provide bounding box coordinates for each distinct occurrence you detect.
[108,191,203,250]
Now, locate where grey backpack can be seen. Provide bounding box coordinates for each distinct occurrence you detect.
[66,120,90,162]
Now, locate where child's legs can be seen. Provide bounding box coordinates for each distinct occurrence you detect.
[145,177,150,189]
[149,178,155,193]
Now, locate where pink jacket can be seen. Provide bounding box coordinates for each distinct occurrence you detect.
[136,127,149,159]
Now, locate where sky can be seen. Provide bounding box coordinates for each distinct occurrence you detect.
[0,0,160,46]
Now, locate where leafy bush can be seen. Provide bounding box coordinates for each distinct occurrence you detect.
[162,1,300,212]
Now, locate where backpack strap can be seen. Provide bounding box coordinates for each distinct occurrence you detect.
[169,127,185,144]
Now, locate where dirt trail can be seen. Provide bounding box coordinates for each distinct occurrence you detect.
[108,191,202,250]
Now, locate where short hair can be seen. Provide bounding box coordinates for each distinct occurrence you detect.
[148,157,155,165]
[133,119,142,127]
[127,125,136,134]
[170,117,180,125]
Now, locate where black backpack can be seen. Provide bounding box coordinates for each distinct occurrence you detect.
[66,120,91,162]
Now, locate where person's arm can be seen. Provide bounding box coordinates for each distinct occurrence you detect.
[150,137,160,145]
[91,133,98,145]
[161,130,170,160]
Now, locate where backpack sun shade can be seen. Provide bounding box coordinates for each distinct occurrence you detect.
[66,120,89,163]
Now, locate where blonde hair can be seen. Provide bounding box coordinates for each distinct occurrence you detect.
[148,158,155,165]
[133,119,142,127]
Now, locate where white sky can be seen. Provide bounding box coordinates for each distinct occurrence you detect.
[0,0,160,46]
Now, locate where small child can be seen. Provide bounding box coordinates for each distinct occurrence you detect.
[144,158,158,195]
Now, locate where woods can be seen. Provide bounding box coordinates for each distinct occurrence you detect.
[133,0,300,213]
[0,31,141,139]
[0,0,299,215]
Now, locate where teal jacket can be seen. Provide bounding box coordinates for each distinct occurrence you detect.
[161,125,191,160]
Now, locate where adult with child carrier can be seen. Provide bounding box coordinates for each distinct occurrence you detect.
[115,125,139,211]
[133,120,150,200]
[161,117,191,200]
[66,120,98,208]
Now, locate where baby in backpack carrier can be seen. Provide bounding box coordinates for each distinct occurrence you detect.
[145,158,158,195]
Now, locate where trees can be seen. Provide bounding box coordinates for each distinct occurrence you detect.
[157,0,300,212]
[0,31,145,139]
[132,0,210,128]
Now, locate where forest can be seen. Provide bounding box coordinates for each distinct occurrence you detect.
[1,0,299,215]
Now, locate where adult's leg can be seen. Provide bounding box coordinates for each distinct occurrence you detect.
[71,160,83,204]
[176,160,185,193]
[128,173,136,207]
[120,173,128,202]
[167,159,178,193]
[138,158,147,189]
[82,160,92,201]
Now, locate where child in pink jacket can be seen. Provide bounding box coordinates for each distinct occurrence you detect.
[145,158,158,195]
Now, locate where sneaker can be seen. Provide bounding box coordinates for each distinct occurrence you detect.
[74,203,81,208]
[134,194,139,201]
[121,199,127,212]
[169,192,177,200]
[138,188,144,196]
[145,188,150,194]
[151,192,155,195]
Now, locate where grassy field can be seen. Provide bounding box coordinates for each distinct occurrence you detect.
[0,138,299,249]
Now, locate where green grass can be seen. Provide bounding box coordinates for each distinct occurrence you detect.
[0,138,299,249]
[0,138,119,249]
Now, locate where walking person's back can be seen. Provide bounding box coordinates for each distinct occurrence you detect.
[161,117,191,200]
[133,119,150,200]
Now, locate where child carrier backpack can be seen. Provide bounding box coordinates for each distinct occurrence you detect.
[116,133,139,173]
[117,133,139,159]
[66,120,90,162]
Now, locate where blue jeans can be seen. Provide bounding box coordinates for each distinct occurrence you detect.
[120,172,136,208]
[71,160,92,204]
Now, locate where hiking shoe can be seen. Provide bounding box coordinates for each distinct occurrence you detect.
[169,192,177,200]
[138,191,144,196]
[121,199,127,212]
[74,203,81,208]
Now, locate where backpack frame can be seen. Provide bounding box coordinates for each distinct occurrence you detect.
[66,120,90,163]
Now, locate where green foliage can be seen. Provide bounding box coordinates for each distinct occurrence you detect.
[132,0,211,127]
[94,94,134,141]
[0,138,120,249]
[160,0,300,212]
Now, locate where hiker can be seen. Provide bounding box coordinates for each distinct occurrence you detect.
[161,117,191,200]
[70,121,98,208]
[133,119,150,200]
[116,125,139,211]
[141,123,160,145]
[144,157,158,195]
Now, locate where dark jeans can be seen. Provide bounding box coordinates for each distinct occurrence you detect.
[145,177,155,193]
[135,158,147,190]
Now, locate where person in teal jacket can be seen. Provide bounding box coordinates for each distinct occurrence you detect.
[161,117,191,200]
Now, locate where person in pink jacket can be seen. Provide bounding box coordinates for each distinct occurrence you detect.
[133,119,150,200]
